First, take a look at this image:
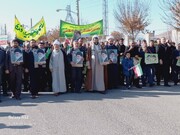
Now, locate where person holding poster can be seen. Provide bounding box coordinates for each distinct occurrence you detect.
[85,35,106,93]
[5,39,23,100]
[49,40,67,96]
[68,40,84,93]
[172,43,180,85]
[105,36,119,89]
[33,41,47,93]
[139,40,155,87]
[126,42,142,88]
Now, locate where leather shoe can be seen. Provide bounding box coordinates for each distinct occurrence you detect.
[164,84,171,87]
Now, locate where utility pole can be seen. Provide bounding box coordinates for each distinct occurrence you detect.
[65,5,75,24]
[76,0,80,25]
[4,24,7,35]
[103,0,109,36]
[56,5,76,24]
[30,18,33,28]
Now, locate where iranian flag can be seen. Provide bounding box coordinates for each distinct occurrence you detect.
[132,64,143,77]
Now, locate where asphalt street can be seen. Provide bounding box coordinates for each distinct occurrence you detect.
[1,85,180,135]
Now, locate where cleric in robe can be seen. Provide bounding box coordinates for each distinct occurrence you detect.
[85,35,106,94]
[49,39,69,96]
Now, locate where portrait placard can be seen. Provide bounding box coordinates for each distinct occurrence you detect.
[145,53,158,64]
[98,50,109,65]
[10,48,23,64]
[176,59,180,67]
[33,49,46,64]
[72,50,83,67]
[108,49,117,64]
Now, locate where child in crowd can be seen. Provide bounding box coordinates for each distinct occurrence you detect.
[122,52,134,89]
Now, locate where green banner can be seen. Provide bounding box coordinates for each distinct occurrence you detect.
[14,16,46,41]
[60,20,103,38]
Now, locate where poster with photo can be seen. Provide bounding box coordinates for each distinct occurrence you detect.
[176,59,180,67]
[98,50,109,65]
[72,30,81,41]
[10,48,23,64]
[72,50,83,67]
[145,53,158,64]
[108,49,118,63]
[33,49,46,64]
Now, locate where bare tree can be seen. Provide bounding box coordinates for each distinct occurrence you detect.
[111,31,123,41]
[39,27,60,42]
[114,0,150,41]
[160,0,180,30]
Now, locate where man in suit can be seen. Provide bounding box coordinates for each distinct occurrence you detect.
[158,37,173,87]
[118,38,126,86]
[0,47,5,102]
[5,39,23,100]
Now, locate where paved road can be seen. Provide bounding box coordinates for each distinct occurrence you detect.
[1,85,180,135]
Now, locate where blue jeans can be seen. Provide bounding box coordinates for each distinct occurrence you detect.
[125,75,132,87]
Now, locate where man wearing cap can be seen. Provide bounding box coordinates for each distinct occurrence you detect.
[49,40,68,96]
[85,35,106,94]
[5,39,24,100]
[105,36,119,89]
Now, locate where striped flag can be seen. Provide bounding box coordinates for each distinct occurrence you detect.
[132,64,143,77]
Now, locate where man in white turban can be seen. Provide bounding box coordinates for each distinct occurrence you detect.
[49,39,67,96]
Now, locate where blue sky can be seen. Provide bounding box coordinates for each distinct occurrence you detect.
[0,0,169,38]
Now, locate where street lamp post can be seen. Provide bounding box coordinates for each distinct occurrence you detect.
[56,5,80,25]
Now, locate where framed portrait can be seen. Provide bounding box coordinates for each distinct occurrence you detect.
[98,50,109,65]
[10,48,23,64]
[73,30,81,41]
[72,50,83,67]
[108,49,118,64]
[145,53,158,64]
[33,49,46,64]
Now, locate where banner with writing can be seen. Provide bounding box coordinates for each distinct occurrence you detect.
[14,16,46,41]
[60,20,103,38]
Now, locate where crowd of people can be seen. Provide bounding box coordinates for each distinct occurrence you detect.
[0,35,180,102]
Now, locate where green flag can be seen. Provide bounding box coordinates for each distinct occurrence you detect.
[45,48,51,59]
[60,20,103,38]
